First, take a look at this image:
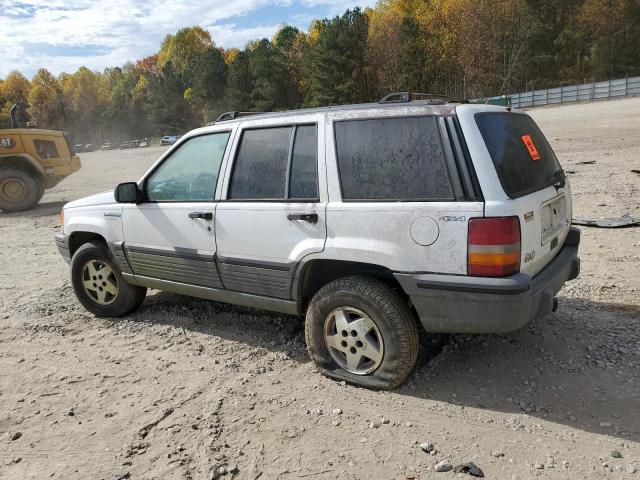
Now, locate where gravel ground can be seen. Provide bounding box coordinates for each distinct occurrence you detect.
[0,98,639,480]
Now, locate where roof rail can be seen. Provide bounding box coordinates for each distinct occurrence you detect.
[212,111,264,124]
[378,92,464,104]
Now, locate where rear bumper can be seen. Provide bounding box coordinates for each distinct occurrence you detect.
[395,227,581,333]
[54,233,71,263]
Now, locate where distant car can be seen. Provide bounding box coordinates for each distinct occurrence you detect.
[73,144,83,152]
[101,143,114,151]
[84,144,95,152]
[160,135,177,145]
[119,140,139,150]
[138,140,150,148]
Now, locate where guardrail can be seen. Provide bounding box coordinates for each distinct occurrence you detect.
[480,76,640,108]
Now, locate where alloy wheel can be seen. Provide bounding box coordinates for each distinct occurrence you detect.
[81,260,119,305]
[323,306,384,375]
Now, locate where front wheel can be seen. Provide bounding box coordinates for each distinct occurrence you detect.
[0,167,44,212]
[305,276,419,390]
[70,241,146,317]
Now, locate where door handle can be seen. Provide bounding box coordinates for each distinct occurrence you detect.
[287,213,318,224]
[188,212,213,220]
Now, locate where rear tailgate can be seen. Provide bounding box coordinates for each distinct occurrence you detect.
[456,105,571,276]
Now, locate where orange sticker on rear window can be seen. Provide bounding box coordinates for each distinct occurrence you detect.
[521,134,541,160]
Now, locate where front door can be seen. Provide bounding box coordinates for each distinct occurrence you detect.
[122,131,231,289]
[215,120,327,299]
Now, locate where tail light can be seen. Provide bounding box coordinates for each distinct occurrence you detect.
[468,216,521,277]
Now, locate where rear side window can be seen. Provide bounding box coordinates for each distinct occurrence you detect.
[334,117,453,200]
[229,127,291,199]
[289,126,318,199]
[229,125,318,200]
[475,112,562,198]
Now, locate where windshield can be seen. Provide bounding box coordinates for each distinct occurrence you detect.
[475,112,562,198]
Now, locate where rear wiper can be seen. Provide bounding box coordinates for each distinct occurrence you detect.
[552,169,565,190]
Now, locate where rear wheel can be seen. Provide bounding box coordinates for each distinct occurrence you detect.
[0,167,44,212]
[305,276,419,390]
[71,241,146,317]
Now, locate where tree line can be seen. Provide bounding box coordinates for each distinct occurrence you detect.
[1,0,639,143]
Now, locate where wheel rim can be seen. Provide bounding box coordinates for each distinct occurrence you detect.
[0,177,27,202]
[81,260,119,305]
[323,306,384,375]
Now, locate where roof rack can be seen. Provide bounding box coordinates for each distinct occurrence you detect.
[378,92,464,104]
[211,111,264,124]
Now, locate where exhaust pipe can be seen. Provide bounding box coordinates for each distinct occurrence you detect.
[10,104,18,128]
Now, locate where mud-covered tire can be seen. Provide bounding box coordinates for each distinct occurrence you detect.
[305,276,419,390]
[0,167,44,212]
[70,241,146,317]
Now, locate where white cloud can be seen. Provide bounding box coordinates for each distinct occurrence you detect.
[208,23,284,49]
[0,0,377,78]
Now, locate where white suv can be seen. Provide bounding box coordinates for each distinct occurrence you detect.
[55,96,580,389]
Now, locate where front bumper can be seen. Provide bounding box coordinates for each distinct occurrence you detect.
[55,233,71,263]
[395,227,581,334]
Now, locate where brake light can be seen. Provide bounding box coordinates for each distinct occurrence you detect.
[468,216,521,277]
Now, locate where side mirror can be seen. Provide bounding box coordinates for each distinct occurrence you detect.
[114,182,139,203]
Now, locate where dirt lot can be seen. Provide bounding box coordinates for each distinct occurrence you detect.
[1,99,639,480]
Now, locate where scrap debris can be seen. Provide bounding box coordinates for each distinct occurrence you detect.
[573,214,640,228]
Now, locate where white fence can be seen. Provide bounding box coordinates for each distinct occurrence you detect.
[507,76,640,108]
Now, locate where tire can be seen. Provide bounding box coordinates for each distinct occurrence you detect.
[70,241,146,317]
[0,167,44,212]
[305,276,419,390]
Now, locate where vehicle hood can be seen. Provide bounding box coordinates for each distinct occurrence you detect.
[64,191,116,209]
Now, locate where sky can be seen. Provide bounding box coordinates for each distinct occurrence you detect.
[0,0,376,78]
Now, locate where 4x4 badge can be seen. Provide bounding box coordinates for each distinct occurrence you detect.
[524,211,534,222]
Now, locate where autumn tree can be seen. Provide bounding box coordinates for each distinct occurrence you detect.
[61,67,107,142]
[157,26,213,74]
[27,69,65,129]
[0,71,31,127]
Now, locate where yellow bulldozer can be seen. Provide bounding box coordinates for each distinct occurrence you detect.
[0,104,81,211]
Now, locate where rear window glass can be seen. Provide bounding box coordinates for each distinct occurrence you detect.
[475,112,562,198]
[335,117,453,201]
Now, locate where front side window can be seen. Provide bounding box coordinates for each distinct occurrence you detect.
[229,125,318,200]
[335,116,453,201]
[146,132,230,202]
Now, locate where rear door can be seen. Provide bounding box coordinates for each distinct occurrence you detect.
[214,115,327,299]
[457,106,571,276]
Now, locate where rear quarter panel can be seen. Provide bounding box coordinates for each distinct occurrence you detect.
[322,107,482,274]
